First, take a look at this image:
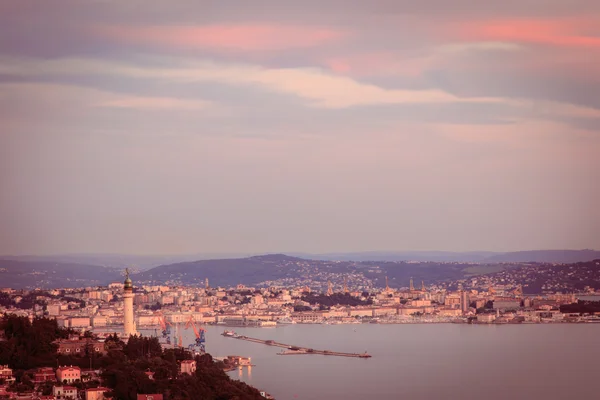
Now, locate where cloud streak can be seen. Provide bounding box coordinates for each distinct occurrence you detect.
[1,1,599,254]
[459,18,600,48]
[100,24,347,51]
[0,56,506,108]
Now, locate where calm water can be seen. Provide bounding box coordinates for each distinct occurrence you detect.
[176,323,599,400]
[578,295,600,301]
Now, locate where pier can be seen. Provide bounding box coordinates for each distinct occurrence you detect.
[222,332,372,358]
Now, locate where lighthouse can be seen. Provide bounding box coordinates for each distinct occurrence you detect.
[123,268,137,337]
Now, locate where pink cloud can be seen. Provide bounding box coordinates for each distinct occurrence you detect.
[100,24,346,51]
[457,18,600,48]
[323,52,431,78]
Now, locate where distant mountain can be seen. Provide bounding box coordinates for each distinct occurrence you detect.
[290,250,600,264]
[293,251,500,262]
[482,250,600,264]
[3,250,598,290]
[0,259,123,289]
[134,253,505,289]
[0,253,252,271]
[135,254,306,287]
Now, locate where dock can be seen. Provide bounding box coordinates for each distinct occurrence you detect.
[223,333,372,358]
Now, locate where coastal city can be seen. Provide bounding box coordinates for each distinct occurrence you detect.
[2,273,600,332]
[1,264,599,399]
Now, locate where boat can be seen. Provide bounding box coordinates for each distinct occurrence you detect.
[222,330,236,337]
[277,350,307,355]
[277,317,297,325]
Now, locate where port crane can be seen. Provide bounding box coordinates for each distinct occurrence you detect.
[157,313,173,345]
[185,315,206,354]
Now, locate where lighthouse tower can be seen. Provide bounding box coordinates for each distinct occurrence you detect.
[123,268,136,337]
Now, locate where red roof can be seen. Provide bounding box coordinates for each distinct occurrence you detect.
[137,395,163,400]
[57,385,77,390]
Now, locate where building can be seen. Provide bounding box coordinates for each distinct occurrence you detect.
[444,294,461,308]
[460,290,470,313]
[477,314,496,323]
[85,387,110,400]
[226,356,252,366]
[55,339,107,356]
[123,269,137,337]
[34,367,56,384]
[290,312,324,322]
[137,395,163,400]
[0,365,15,384]
[47,304,61,316]
[56,366,81,384]
[69,317,91,328]
[53,386,78,399]
[180,360,196,375]
[493,298,520,310]
[92,315,108,327]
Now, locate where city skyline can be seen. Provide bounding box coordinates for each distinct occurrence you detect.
[1,1,599,255]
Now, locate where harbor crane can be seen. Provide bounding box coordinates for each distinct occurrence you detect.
[185,315,206,354]
[157,312,173,345]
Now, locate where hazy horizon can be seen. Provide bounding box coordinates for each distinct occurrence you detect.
[1,248,597,258]
[1,1,599,255]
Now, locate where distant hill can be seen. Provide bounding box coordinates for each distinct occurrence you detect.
[482,250,600,264]
[135,254,305,287]
[294,251,500,262]
[3,250,598,290]
[0,259,122,289]
[290,250,600,263]
[134,253,505,289]
[0,253,252,271]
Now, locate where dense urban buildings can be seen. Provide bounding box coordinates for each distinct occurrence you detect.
[1,264,599,399]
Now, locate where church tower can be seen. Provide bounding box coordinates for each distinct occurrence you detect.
[123,268,136,337]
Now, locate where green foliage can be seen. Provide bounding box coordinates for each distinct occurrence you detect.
[0,316,263,399]
[124,335,163,359]
[560,300,600,314]
[293,305,312,312]
[144,302,162,311]
[0,315,69,369]
[302,292,372,307]
[100,341,263,400]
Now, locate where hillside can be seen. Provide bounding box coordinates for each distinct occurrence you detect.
[135,254,305,287]
[298,251,499,262]
[0,259,122,289]
[0,253,252,271]
[482,250,600,263]
[295,250,600,263]
[134,254,509,289]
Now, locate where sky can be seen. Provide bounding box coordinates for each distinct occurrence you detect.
[0,1,599,255]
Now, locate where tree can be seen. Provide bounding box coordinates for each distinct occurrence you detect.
[294,305,312,312]
[82,330,97,339]
[0,315,264,400]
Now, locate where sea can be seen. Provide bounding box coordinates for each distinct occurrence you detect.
[168,323,600,400]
